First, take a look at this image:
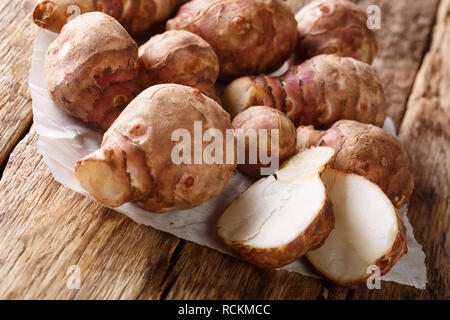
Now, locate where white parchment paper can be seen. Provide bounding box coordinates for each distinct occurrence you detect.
[30,29,427,289]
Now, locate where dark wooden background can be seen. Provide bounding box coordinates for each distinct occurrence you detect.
[0,0,448,299]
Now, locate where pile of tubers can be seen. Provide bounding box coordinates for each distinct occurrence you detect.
[37,0,415,287]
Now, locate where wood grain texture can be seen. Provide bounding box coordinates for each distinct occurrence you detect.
[0,0,38,169]
[0,0,447,300]
[154,241,351,300]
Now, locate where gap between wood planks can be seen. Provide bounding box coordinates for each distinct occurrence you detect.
[0,123,32,180]
[158,241,185,300]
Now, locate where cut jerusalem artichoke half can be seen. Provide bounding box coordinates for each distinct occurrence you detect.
[217,147,336,269]
[306,168,408,287]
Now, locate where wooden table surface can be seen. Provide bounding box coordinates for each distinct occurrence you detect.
[0,0,448,300]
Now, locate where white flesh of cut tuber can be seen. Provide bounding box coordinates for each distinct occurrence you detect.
[217,147,336,268]
[306,168,408,287]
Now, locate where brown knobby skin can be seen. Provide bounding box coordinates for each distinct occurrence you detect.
[232,106,297,177]
[33,0,188,36]
[217,147,336,269]
[139,30,220,102]
[296,120,414,208]
[296,125,325,150]
[75,84,237,213]
[306,169,407,287]
[166,0,298,80]
[222,54,386,128]
[295,0,377,64]
[45,12,141,130]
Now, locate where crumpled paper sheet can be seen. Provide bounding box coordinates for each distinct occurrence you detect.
[29,29,427,289]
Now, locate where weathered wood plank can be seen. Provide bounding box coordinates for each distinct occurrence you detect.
[348,0,450,299]
[157,241,351,300]
[365,0,440,128]
[0,127,183,299]
[0,0,38,169]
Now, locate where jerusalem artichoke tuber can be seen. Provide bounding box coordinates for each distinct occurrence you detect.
[232,106,297,177]
[307,168,407,287]
[75,84,236,213]
[45,12,141,130]
[139,30,220,102]
[166,0,298,80]
[296,120,414,208]
[33,0,188,36]
[222,54,386,129]
[295,0,378,64]
[217,147,335,268]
